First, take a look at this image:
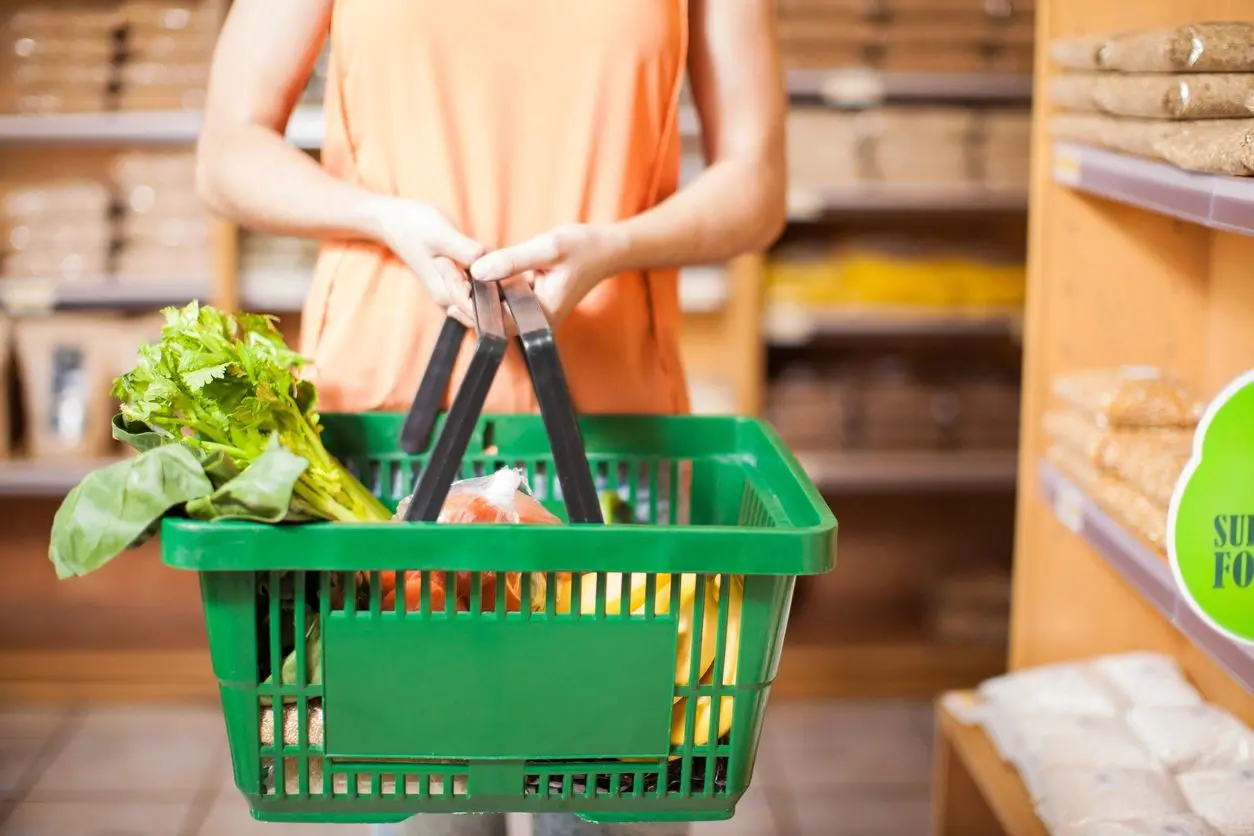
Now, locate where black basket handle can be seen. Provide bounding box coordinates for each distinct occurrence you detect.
[399,277,602,524]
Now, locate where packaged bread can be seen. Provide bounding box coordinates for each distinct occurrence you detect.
[110,150,196,187]
[2,249,110,281]
[5,33,118,62]
[1046,445,1168,548]
[1050,34,1111,70]
[1043,408,1192,466]
[1150,118,1254,176]
[14,315,122,459]
[1095,73,1254,121]
[122,0,220,34]
[1100,22,1254,73]
[3,181,111,221]
[1101,439,1191,510]
[1052,366,1203,430]
[1049,73,1100,112]
[1049,113,1176,158]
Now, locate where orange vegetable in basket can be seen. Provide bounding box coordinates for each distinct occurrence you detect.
[382,468,558,613]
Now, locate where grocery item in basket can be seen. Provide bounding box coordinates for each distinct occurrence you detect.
[49,303,391,580]
[1125,705,1254,772]
[1099,23,1254,73]
[384,468,558,614]
[978,661,1122,717]
[1151,118,1254,176]
[1054,814,1221,836]
[1050,34,1110,70]
[1032,765,1188,833]
[1089,652,1203,708]
[1176,767,1254,836]
[260,702,325,748]
[1052,367,1203,430]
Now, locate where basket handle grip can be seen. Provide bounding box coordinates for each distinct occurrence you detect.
[400,277,603,524]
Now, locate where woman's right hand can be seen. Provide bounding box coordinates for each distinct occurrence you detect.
[368,197,487,326]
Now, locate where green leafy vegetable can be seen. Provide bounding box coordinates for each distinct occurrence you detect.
[50,302,390,580]
[50,445,213,579]
[185,438,309,522]
[113,302,388,523]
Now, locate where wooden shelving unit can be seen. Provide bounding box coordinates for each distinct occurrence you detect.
[933,0,1254,831]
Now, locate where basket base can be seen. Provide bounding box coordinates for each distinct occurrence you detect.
[245,795,740,825]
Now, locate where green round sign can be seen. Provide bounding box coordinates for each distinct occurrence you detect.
[1170,371,1254,645]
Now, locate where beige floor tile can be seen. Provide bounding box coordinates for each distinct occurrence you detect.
[197,791,367,835]
[694,785,777,836]
[761,701,932,788]
[1,799,192,836]
[0,708,66,741]
[790,787,930,836]
[0,739,46,796]
[31,707,224,797]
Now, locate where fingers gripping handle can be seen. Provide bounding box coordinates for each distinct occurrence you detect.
[398,278,602,524]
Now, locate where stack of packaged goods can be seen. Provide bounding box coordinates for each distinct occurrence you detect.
[0,3,120,114]
[1049,22,1254,175]
[239,231,319,308]
[767,237,1027,313]
[117,0,217,111]
[1043,366,1202,549]
[951,652,1254,835]
[765,352,1021,454]
[787,106,1034,194]
[777,0,1034,74]
[111,150,210,283]
[0,180,113,283]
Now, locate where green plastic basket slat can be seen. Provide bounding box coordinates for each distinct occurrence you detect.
[168,413,835,824]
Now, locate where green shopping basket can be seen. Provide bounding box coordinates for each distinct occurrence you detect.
[162,277,837,825]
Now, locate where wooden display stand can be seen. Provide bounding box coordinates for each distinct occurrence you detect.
[931,0,1254,832]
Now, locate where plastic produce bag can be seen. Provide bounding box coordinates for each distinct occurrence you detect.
[384,468,559,614]
[1089,653,1203,709]
[1125,705,1254,772]
[1176,767,1254,836]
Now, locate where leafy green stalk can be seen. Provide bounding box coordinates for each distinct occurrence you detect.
[112,302,389,523]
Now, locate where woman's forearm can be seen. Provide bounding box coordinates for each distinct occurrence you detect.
[608,155,786,274]
[196,124,388,242]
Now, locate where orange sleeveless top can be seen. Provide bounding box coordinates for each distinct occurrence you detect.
[300,0,691,416]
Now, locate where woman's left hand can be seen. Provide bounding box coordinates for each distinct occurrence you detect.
[469,224,628,325]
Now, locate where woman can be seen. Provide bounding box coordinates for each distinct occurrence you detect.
[197,1,784,833]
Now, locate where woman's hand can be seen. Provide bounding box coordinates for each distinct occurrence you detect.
[369,198,487,326]
[469,224,627,325]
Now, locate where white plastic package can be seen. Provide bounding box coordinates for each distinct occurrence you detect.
[978,662,1123,717]
[1125,705,1254,773]
[1012,714,1157,772]
[1090,653,1204,708]
[1032,766,1188,833]
[1176,767,1254,836]
[1054,814,1221,836]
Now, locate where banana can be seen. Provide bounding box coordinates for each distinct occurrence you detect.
[670,575,744,748]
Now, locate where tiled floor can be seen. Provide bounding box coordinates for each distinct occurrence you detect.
[0,700,934,836]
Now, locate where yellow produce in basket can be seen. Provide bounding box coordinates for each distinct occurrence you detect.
[670,575,744,748]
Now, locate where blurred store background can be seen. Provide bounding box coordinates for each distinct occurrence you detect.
[0,0,1030,703]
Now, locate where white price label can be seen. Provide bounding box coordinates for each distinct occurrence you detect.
[1053,149,1081,186]
[818,69,886,107]
[1054,482,1085,533]
[2,278,56,314]
[787,188,824,221]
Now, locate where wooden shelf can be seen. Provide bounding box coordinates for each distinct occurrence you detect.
[0,458,123,497]
[799,450,1018,492]
[789,69,1033,106]
[1039,462,1254,692]
[788,184,1028,218]
[1052,141,1254,237]
[0,277,211,313]
[935,693,1047,836]
[0,110,203,145]
[765,304,1022,345]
